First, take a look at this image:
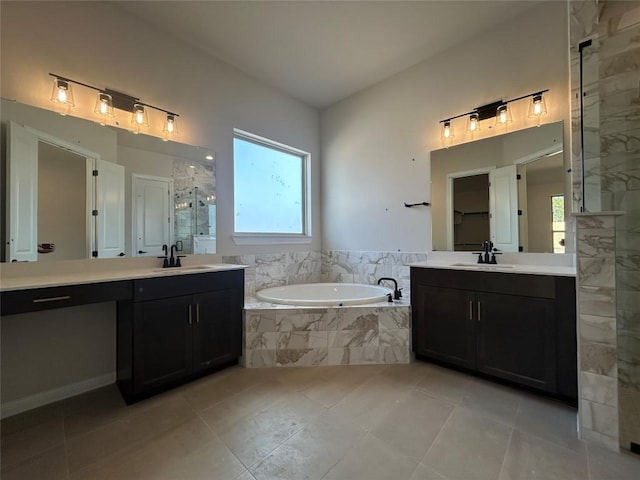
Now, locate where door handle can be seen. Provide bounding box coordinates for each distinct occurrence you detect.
[477,301,481,322]
[469,300,473,320]
[196,303,200,323]
[138,250,147,254]
[188,304,193,325]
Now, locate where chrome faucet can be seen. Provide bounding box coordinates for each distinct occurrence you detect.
[377,277,402,300]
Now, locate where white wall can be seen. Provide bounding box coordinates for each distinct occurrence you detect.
[0,0,319,411]
[320,1,570,252]
[0,0,321,256]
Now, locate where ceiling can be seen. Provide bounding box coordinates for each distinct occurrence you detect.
[116,1,542,109]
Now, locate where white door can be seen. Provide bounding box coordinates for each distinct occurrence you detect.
[95,159,125,258]
[489,165,519,252]
[6,122,38,262]
[133,175,172,256]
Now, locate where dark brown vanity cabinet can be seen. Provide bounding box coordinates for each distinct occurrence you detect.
[117,269,244,403]
[411,267,577,404]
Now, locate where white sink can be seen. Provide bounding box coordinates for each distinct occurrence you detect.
[151,265,218,273]
[450,263,515,269]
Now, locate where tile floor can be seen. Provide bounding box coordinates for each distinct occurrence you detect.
[2,362,640,479]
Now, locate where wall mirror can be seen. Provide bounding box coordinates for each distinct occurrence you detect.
[1,99,216,262]
[431,121,566,253]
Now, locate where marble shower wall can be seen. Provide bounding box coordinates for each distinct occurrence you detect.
[570,0,640,450]
[576,214,620,449]
[173,158,216,254]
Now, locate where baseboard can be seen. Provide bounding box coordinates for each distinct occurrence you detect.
[1,372,116,419]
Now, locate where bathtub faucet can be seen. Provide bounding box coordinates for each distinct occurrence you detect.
[377,277,402,300]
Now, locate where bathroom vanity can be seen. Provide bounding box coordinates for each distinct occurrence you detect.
[0,265,244,405]
[410,264,577,404]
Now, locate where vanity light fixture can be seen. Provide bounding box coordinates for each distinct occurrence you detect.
[495,104,513,127]
[439,89,549,145]
[50,77,75,114]
[467,112,481,133]
[94,92,115,124]
[528,92,548,119]
[131,103,149,128]
[441,120,454,140]
[162,113,178,141]
[48,73,179,136]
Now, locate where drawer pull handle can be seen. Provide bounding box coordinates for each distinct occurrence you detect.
[188,305,193,325]
[33,295,71,304]
[469,300,473,320]
[196,303,200,323]
[477,301,481,322]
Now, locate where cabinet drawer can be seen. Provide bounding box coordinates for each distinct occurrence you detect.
[1,281,132,315]
[133,270,244,302]
[410,267,555,299]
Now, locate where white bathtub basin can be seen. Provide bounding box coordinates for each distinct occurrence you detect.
[256,283,393,306]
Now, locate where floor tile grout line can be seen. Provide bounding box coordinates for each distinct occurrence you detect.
[61,408,71,480]
[64,395,198,478]
[497,425,515,480]
[419,396,457,477]
[585,441,594,480]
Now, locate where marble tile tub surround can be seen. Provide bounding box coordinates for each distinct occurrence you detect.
[222,251,322,299]
[223,250,429,301]
[322,250,430,300]
[243,303,411,368]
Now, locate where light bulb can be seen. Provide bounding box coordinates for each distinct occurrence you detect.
[58,88,67,103]
[533,101,542,115]
[528,93,547,119]
[468,113,480,132]
[99,100,108,115]
[443,122,451,138]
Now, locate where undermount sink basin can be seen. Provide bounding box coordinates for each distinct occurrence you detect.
[151,265,218,273]
[450,263,515,269]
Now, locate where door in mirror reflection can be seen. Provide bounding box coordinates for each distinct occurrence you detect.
[133,175,173,257]
[5,121,125,261]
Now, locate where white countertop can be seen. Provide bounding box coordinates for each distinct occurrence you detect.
[408,251,576,277]
[0,264,247,292]
[409,261,575,277]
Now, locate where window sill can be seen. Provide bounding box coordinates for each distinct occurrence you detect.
[232,234,312,246]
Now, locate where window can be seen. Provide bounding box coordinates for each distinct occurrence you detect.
[233,130,310,244]
[551,194,565,253]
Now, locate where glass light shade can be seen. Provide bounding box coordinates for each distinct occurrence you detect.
[50,78,75,106]
[441,121,454,140]
[495,104,512,126]
[162,114,178,141]
[94,93,115,122]
[528,93,547,118]
[467,113,480,133]
[131,103,149,127]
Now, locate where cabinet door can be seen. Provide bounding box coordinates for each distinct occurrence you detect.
[193,289,243,372]
[413,284,476,369]
[476,292,556,392]
[133,295,193,393]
